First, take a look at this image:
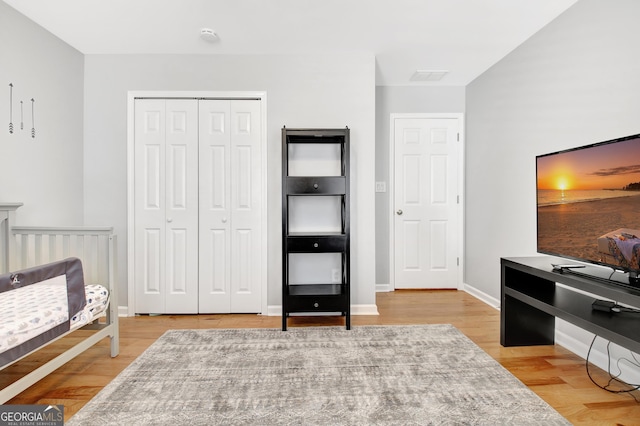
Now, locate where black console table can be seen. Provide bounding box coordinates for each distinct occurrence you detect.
[501,256,640,354]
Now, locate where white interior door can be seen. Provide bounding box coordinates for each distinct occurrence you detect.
[199,99,262,313]
[134,99,199,313]
[393,116,461,289]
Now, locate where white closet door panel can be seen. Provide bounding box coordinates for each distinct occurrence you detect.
[142,145,162,210]
[201,229,228,293]
[167,145,188,209]
[164,100,198,313]
[199,100,232,313]
[166,228,189,296]
[135,99,166,313]
[209,146,227,209]
[235,146,251,208]
[199,227,231,312]
[231,228,252,307]
[142,228,162,293]
[135,99,198,314]
[229,100,262,313]
[166,228,188,292]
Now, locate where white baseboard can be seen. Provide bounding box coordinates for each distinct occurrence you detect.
[122,305,379,317]
[461,282,500,309]
[351,304,380,315]
[266,305,282,317]
[376,283,393,292]
[267,304,379,316]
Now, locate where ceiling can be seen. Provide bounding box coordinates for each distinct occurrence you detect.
[3,0,578,86]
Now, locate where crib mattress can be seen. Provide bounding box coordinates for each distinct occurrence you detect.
[71,284,110,329]
[0,280,109,356]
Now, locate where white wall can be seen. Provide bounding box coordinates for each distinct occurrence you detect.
[466,0,640,379]
[375,86,465,285]
[83,54,377,309]
[466,0,640,299]
[0,2,84,225]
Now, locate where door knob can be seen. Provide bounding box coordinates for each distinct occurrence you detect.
[222,217,227,223]
[167,218,173,223]
[396,209,403,215]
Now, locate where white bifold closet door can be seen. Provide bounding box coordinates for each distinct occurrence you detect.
[134,99,199,314]
[198,99,262,313]
[134,98,262,314]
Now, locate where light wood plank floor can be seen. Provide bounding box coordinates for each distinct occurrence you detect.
[3,290,639,424]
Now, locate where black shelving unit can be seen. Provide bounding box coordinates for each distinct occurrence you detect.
[282,127,350,330]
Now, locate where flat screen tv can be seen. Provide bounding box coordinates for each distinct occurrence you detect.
[536,133,640,286]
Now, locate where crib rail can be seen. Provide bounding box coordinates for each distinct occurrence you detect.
[11,226,115,286]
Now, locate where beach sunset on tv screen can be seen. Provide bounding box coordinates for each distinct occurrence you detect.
[537,135,640,272]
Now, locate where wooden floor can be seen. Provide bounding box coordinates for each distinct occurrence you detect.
[3,290,640,424]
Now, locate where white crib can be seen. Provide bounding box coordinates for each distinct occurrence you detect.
[0,203,119,403]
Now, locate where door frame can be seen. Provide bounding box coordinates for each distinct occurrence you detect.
[126,91,268,316]
[388,113,465,291]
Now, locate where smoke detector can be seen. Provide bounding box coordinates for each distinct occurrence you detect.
[200,28,218,42]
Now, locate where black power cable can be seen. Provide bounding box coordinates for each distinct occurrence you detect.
[586,335,640,402]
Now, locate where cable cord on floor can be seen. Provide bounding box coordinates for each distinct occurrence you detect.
[586,335,640,402]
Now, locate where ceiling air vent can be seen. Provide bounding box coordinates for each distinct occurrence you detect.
[410,70,449,82]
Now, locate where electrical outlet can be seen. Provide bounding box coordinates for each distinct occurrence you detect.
[375,182,386,193]
[331,268,341,283]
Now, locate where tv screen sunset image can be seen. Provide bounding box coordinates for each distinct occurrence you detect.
[537,136,640,271]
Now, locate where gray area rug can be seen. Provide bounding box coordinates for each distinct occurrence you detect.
[68,325,569,425]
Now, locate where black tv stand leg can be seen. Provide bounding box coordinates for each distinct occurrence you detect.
[502,295,554,346]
